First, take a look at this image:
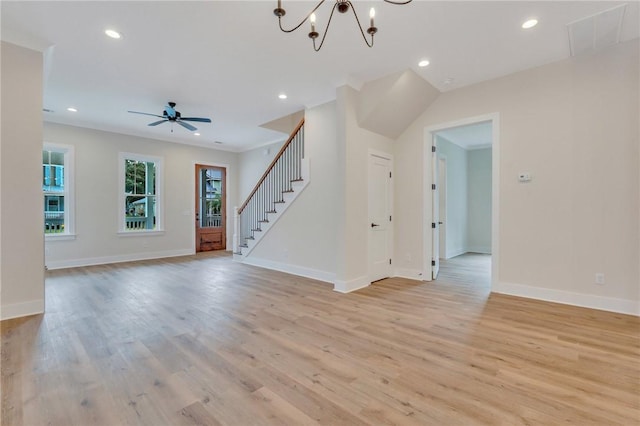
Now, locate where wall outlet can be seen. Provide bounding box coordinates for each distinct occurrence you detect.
[595,273,605,285]
[518,172,532,182]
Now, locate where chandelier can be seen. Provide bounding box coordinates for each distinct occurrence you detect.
[274,0,413,51]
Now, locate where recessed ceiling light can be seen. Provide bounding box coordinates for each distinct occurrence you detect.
[105,29,121,39]
[194,132,201,136]
[418,59,430,67]
[214,141,223,144]
[522,19,538,29]
[67,107,78,112]
[278,93,287,100]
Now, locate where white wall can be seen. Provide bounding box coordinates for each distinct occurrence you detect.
[237,140,284,202]
[467,147,492,254]
[395,39,639,315]
[248,101,340,282]
[1,42,44,320]
[437,136,468,258]
[43,123,238,269]
[246,84,394,291]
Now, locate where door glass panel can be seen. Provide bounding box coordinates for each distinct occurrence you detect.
[199,168,222,228]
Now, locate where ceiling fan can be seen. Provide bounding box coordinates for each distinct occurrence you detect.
[128,102,212,132]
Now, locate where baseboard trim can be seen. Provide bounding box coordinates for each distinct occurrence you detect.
[333,275,370,293]
[446,248,467,259]
[241,256,335,285]
[1,299,45,321]
[494,281,640,316]
[393,268,424,281]
[45,249,195,270]
[467,247,492,254]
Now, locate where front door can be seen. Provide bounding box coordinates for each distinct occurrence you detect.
[368,153,393,282]
[195,165,226,252]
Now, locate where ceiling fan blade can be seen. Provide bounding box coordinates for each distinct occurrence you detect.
[180,117,212,123]
[176,121,197,132]
[128,110,164,118]
[148,120,168,127]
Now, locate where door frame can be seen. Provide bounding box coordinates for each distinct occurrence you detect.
[191,161,231,253]
[438,154,447,260]
[422,113,500,290]
[368,149,394,283]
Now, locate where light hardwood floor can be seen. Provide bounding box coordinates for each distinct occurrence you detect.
[2,252,638,425]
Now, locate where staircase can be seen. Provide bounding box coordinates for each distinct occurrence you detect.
[233,118,308,259]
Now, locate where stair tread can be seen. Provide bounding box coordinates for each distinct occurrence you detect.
[291,178,303,182]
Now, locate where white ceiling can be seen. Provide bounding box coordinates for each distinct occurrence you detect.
[2,1,638,151]
[436,121,493,150]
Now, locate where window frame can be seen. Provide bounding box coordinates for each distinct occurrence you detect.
[118,152,164,236]
[43,143,75,240]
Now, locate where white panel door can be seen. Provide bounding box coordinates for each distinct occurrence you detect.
[368,154,392,282]
[432,144,440,279]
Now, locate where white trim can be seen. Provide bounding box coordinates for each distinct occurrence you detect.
[393,268,424,281]
[466,143,493,151]
[241,256,335,285]
[333,275,370,293]
[118,152,164,233]
[446,247,468,259]
[1,299,45,321]
[45,233,76,241]
[494,282,640,316]
[467,246,492,254]
[423,113,500,290]
[45,248,193,270]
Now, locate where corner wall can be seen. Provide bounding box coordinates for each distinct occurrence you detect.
[395,39,639,315]
[1,42,44,320]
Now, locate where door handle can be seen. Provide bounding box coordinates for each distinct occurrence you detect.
[439,221,443,224]
[371,223,380,228]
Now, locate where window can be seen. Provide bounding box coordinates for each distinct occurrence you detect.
[43,144,74,237]
[119,153,163,233]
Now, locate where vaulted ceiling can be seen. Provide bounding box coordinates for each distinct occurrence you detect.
[2,1,638,151]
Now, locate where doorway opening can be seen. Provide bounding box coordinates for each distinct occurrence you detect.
[423,114,499,289]
[195,164,226,252]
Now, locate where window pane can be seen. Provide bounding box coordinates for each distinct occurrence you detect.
[125,195,155,230]
[44,195,65,233]
[125,160,147,195]
[50,151,64,165]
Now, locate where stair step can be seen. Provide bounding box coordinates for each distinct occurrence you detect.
[234,251,243,255]
[274,200,285,204]
[251,228,262,232]
[245,236,255,240]
[265,210,277,214]
[282,189,294,193]
[291,178,303,182]
[258,220,269,223]
[239,244,248,249]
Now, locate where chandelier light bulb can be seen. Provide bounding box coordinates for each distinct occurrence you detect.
[310,13,316,31]
[370,8,375,27]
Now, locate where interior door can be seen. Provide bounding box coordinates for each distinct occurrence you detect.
[432,143,440,279]
[368,154,392,282]
[195,165,226,252]
[438,156,447,260]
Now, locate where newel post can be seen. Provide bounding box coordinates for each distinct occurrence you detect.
[233,206,239,253]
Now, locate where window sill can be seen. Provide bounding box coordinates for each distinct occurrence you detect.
[117,230,165,237]
[45,233,76,241]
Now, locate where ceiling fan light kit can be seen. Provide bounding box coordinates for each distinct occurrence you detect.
[128,102,212,133]
[274,0,412,52]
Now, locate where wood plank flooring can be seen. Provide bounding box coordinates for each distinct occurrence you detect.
[2,252,639,425]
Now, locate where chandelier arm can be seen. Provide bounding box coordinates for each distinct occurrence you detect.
[348,1,374,48]
[312,2,339,52]
[383,0,413,4]
[278,0,328,33]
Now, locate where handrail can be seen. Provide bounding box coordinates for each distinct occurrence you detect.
[238,118,305,214]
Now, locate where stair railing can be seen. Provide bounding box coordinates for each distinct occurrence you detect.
[234,118,305,253]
